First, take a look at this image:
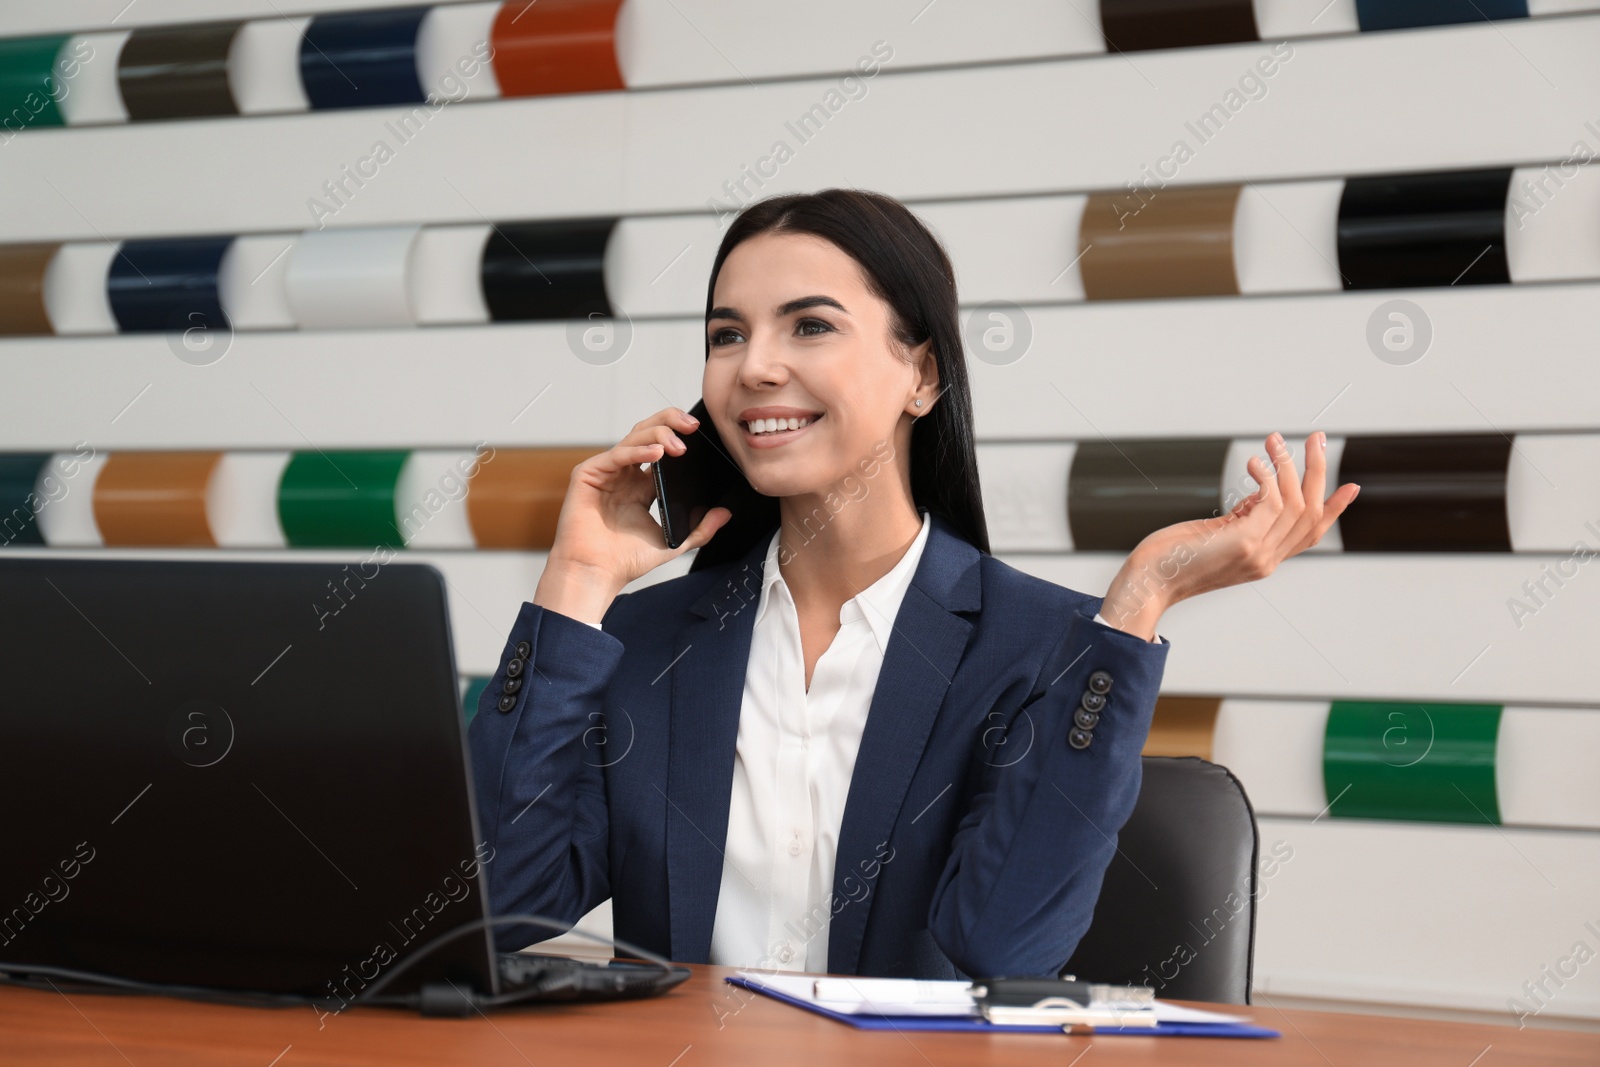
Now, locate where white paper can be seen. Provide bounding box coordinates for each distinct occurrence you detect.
[733,971,1254,1024]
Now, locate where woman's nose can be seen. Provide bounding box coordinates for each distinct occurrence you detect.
[737,329,789,387]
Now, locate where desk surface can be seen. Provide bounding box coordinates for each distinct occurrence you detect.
[3,964,1596,1066]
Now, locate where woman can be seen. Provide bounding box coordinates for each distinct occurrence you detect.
[467,189,1358,980]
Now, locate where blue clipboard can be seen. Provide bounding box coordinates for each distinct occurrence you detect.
[724,977,1281,1038]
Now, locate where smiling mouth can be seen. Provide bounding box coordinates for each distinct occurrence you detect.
[742,413,822,445]
[742,415,819,435]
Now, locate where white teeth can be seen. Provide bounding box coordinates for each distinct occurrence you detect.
[746,416,816,435]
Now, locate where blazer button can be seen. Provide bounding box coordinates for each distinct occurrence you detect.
[1088,670,1113,695]
[505,657,525,679]
[501,675,523,695]
[1074,707,1100,730]
[497,694,518,714]
[1068,727,1093,750]
[1080,690,1107,714]
[515,640,531,659]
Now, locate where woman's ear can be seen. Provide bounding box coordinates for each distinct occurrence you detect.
[909,341,940,416]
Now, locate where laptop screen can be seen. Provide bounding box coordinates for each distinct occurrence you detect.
[0,557,499,1007]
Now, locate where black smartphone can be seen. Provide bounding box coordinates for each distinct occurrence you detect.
[651,399,746,549]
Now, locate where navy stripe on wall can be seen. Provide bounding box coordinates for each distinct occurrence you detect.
[1338,168,1512,289]
[300,6,428,111]
[1355,0,1528,31]
[108,237,232,333]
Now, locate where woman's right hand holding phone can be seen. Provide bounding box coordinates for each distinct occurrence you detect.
[532,406,733,625]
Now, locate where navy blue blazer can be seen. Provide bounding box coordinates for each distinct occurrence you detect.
[466,509,1171,979]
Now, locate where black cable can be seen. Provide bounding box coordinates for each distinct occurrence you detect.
[0,912,687,1016]
[355,914,686,1010]
[0,961,356,1009]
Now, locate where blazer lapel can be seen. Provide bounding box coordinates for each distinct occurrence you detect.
[664,531,771,962]
[827,514,982,974]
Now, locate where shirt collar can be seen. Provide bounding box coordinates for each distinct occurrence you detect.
[753,508,932,656]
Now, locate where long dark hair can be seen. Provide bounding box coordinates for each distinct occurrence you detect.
[688,188,990,572]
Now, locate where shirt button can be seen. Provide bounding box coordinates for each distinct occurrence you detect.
[777,944,795,963]
[789,839,803,856]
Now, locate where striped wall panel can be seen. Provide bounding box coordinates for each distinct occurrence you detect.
[14,159,1600,338]
[1142,696,1600,829]
[0,446,548,551]
[8,2,1600,129]
[13,18,1600,238]
[5,434,1595,554]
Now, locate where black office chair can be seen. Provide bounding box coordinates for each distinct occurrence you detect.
[1061,756,1259,1004]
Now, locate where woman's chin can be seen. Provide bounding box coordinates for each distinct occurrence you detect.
[745,470,827,500]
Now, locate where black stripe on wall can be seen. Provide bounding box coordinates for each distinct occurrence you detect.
[481,217,617,321]
[1338,168,1512,289]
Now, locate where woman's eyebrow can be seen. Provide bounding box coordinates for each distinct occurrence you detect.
[707,295,850,324]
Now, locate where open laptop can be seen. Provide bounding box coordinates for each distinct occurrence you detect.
[0,556,686,1015]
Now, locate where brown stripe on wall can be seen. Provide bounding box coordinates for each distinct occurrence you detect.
[1101,0,1260,52]
[1337,434,1513,552]
[1142,696,1222,759]
[0,243,58,335]
[118,21,243,121]
[1079,184,1242,300]
[467,448,595,549]
[1068,438,1230,551]
[93,452,222,546]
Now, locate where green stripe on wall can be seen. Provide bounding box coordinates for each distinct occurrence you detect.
[1323,701,1502,824]
[0,37,69,131]
[277,451,409,548]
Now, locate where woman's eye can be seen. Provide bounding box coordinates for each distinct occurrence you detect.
[708,328,742,346]
[797,318,832,337]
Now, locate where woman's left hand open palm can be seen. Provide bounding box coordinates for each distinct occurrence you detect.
[1105,431,1362,628]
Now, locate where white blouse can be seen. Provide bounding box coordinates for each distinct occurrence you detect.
[589,511,1163,972]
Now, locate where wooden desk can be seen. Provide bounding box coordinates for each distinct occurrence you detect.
[3,965,1596,1066]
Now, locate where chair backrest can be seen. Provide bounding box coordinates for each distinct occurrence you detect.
[1061,756,1259,1004]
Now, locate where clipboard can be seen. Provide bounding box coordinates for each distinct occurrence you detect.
[724,976,1282,1038]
